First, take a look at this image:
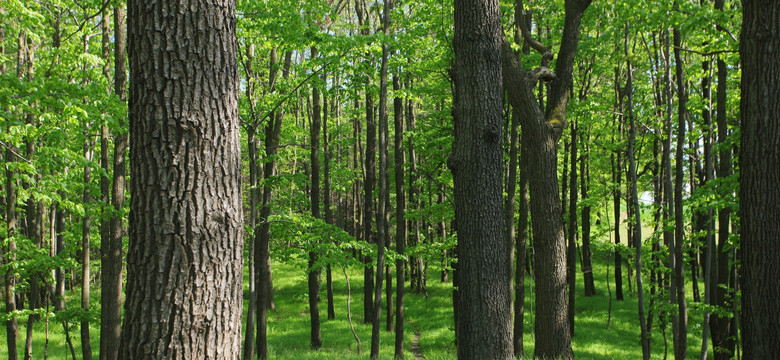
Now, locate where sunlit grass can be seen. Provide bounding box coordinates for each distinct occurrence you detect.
[2,241,715,359]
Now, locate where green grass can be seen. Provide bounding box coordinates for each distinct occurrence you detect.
[2,243,715,359]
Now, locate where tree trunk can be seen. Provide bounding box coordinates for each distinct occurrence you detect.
[500,1,592,357]
[672,27,689,360]
[81,131,94,360]
[624,23,650,359]
[242,42,262,360]
[581,130,595,297]
[100,5,126,360]
[514,129,529,357]
[371,0,393,354]
[612,66,625,302]
[119,0,244,357]
[393,71,406,358]
[567,119,577,336]
[739,1,780,357]
[709,2,735,356]
[5,144,19,360]
[323,83,336,322]
[309,46,324,350]
[256,50,292,360]
[451,0,512,358]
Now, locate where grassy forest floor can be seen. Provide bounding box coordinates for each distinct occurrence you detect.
[2,240,713,359]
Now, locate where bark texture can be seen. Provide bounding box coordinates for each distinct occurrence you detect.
[451,0,512,358]
[739,1,780,358]
[120,0,244,357]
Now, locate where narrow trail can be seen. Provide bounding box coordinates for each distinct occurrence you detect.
[410,325,425,359]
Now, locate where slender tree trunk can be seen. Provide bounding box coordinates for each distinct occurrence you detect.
[513,129,529,357]
[256,51,292,360]
[661,30,677,359]
[309,46,323,350]
[581,131,595,297]
[625,22,650,359]
[119,0,244,356]
[242,43,262,360]
[700,52,715,360]
[81,131,94,360]
[393,71,407,358]
[5,139,19,360]
[672,27,689,360]
[710,2,735,356]
[740,1,780,357]
[323,83,336,322]
[100,5,126,360]
[355,1,376,324]
[371,0,393,355]
[567,119,578,336]
[612,67,625,302]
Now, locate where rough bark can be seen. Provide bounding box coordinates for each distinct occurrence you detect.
[451,0,512,358]
[739,1,780,357]
[119,0,244,357]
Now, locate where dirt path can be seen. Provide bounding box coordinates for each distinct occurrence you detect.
[410,327,425,359]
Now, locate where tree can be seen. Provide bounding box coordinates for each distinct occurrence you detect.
[450,0,512,358]
[672,26,689,360]
[308,45,324,351]
[739,0,780,358]
[100,4,127,360]
[501,0,592,357]
[393,70,406,359]
[119,0,244,357]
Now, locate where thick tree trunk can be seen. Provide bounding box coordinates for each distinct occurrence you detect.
[119,0,244,357]
[739,1,780,357]
[451,0,512,358]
